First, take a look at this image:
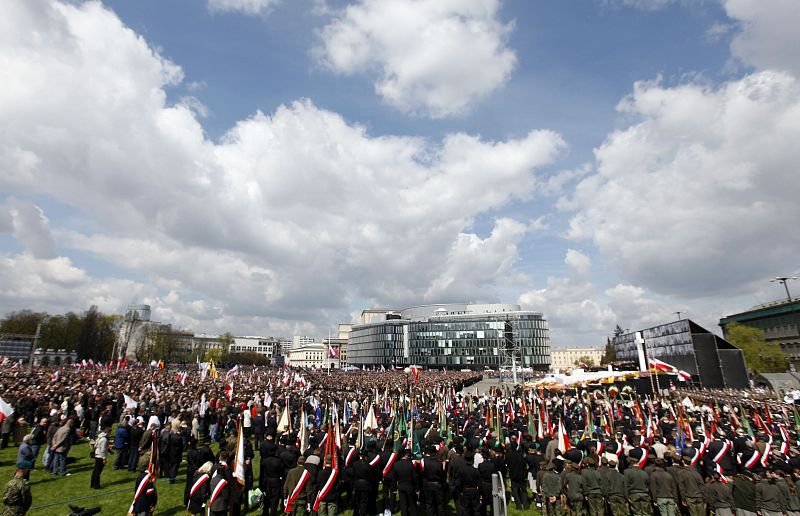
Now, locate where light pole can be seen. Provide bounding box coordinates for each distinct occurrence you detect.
[673,311,682,321]
[772,276,799,365]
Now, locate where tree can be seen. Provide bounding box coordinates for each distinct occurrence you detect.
[601,338,616,365]
[725,322,787,373]
[204,348,224,363]
[574,355,596,368]
[219,332,234,355]
[0,310,46,335]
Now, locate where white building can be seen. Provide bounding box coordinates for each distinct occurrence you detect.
[287,342,337,369]
[230,336,280,357]
[549,347,604,372]
[292,336,316,349]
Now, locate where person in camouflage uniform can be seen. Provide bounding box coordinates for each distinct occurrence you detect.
[1,461,32,516]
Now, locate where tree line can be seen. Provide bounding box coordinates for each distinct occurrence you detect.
[0,307,120,361]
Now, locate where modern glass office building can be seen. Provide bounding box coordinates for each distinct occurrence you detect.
[347,304,551,370]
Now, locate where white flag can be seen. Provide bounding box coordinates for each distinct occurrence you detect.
[264,392,272,408]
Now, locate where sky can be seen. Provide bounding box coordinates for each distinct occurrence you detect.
[1,0,799,347]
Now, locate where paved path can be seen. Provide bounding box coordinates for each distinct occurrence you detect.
[461,377,521,395]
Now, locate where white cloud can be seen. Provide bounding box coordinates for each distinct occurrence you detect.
[566,71,800,298]
[565,249,591,277]
[315,0,517,117]
[722,0,800,75]
[0,0,564,334]
[0,199,56,259]
[207,0,280,15]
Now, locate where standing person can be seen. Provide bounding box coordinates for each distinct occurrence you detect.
[284,455,312,516]
[677,456,706,516]
[390,449,418,516]
[754,471,786,516]
[29,418,47,463]
[260,445,284,516]
[650,458,678,516]
[732,471,757,516]
[50,417,72,477]
[505,442,530,510]
[15,437,34,482]
[580,457,603,516]
[113,418,130,470]
[1,461,32,516]
[561,462,584,516]
[90,425,110,489]
[602,457,627,516]
[456,451,481,516]
[421,445,446,516]
[538,462,563,516]
[705,471,736,516]
[165,420,184,483]
[128,419,144,472]
[314,455,339,516]
[253,409,265,451]
[208,452,233,516]
[623,457,650,516]
[187,461,212,516]
[130,460,157,516]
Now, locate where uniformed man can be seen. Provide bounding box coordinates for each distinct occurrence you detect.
[1,461,32,516]
[562,461,585,516]
[208,452,232,516]
[390,449,418,516]
[650,458,678,516]
[676,457,705,516]
[539,462,563,516]
[349,450,374,516]
[754,470,785,516]
[580,456,603,516]
[705,470,736,516]
[456,450,481,516]
[283,455,312,516]
[624,456,650,516]
[421,445,446,516]
[602,457,627,516]
[130,459,157,516]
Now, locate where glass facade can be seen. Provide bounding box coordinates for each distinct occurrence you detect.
[348,312,550,370]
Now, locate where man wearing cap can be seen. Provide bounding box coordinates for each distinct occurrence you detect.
[1,461,32,516]
[538,462,562,516]
[676,456,705,516]
[650,458,678,516]
[601,457,626,516]
[624,457,650,516]
[581,456,603,516]
[705,471,735,516]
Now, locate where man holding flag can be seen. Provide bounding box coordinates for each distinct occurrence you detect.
[283,455,312,516]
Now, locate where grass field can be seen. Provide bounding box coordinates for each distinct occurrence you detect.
[0,437,540,515]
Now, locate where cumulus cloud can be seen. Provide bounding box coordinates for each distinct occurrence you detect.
[566,71,800,298]
[722,0,800,75]
[0,0,563,334]
[207,0,280,15]
[315,0,517,117]
[0,199,56,259]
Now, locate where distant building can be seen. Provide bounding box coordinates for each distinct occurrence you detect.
[292,336,315,349]
[348,303,550,370]
[720,298,800,364]
[550,347,603,372]
[612,319,748,389]
[287,342,335,368]
[337,323,351,367]
[230,336,281,359]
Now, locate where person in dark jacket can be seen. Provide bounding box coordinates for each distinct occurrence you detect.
[114,419,130,470]
[349,450,374,516]
[390,450,420,516]
[187,461,212,515]
[260,444,284,516]
[209,452,233,516]
[128,419,144,472]
[314,455,339,516]
[755,471,786,516]
[456,451,481,516]
[421,445,446,516]
[732,471,757,516]
[650,458,678,516]
[704,470,736,516]
[506,444,530,510]
[130,461,157,516]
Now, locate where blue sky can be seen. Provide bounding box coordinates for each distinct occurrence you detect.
[1,0,799,346]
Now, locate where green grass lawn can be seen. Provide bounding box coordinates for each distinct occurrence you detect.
[0,437,540,515]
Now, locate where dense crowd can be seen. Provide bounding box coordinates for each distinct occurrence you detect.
[1,363,800,516]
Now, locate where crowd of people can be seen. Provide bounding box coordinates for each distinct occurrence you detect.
[1,363,800,516]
